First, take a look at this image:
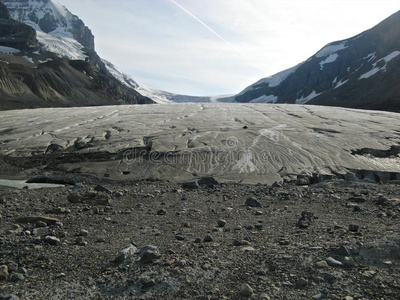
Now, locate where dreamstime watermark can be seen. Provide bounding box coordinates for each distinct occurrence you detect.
[120,133,316,175]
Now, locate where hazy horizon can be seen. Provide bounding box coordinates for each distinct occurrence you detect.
[58,0,399,96]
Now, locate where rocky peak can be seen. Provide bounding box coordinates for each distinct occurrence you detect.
[4,0,95,53]
[0,0,10,19]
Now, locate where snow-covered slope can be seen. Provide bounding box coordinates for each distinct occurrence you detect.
[234,10,400,112]
[4,0,93,60]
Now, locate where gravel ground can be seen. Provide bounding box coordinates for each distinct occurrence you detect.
[0,177,399,299]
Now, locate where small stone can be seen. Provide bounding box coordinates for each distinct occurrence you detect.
[257,269,267,276]
[343,297,353,300]
[255,210,263,216]
[376,195,388,206]
[92,207,100,214]
[326,257,343,267]
[217,219,227,227]
[182,181,199,190]
[175,234,186,241]
[348,224,359,232]
[240,283,253,297]
[382,261,393,266]
[272,181,283,188]
[94,184,112,193]
[16,267,28,275]
[0,265,9,281]
[79,229,89,236]
[0,295,19,300]
[6,262,17,273]
[241,246,256,252]
[296,211,314,228]
[203,235,213,242]
[335,245,351,256]
[194,238,201,243]
[75,237,87,246]
[9,274,24,282]
[315,261,329,269]
[245,197,262,208]
[295,278,308,288]
[137,245,161,264]
[35,221,48,228]
[342,256,355,267]
[281,281,294,287]
[115,244,138,264]
[198,177,219,186]
[157,209,167,216]
[55,273,66,279]
[43,236,60,245]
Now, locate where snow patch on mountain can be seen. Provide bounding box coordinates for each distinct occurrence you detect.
[334,79,349,89]
[295,91,322,104]
[238,63,302,96]
[249,95,278,103]
[316,42,348,58]
[363,52,376,62]
[36,30,87,60]
[382,50,400,64]
[359,50,400,80]
[320,53,339,70]
[22,55,34,63]
[359,67,381,79]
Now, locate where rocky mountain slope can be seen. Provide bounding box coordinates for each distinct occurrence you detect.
[235,10,400,112]
[0,0,154,110]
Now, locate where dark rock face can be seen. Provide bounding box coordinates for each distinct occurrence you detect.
[0,56,154,110]
[0,0,10,19]
[71,17,95,54]
[38,12,58,33]
[0,2,38,50]
[235,11,400,113]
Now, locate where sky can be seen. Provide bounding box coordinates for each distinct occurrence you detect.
[58,0,400,96]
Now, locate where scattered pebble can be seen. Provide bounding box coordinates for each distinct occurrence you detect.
[326,257,343,267]
[240,283,253,297]
[245,197,262,208]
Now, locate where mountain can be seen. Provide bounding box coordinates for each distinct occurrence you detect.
[4,0,94,59]
[235,11,400,112]
[1,0,217,106]
[0,0,154,110]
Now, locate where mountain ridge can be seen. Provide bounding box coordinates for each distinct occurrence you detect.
[234,10,400,112]
[0,0,154,110]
